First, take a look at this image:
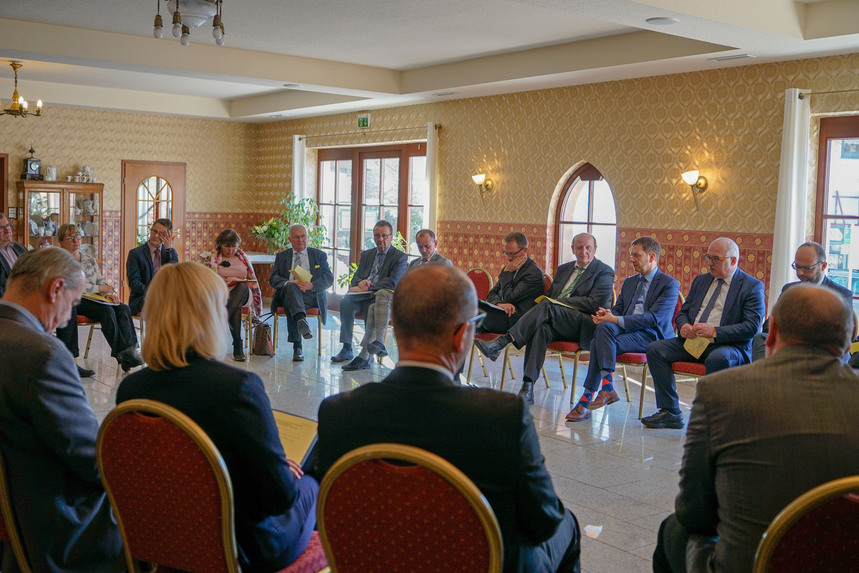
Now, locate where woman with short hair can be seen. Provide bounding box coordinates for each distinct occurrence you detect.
[116,262,317,572]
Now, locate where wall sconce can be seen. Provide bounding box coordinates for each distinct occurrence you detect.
[681,170,708,211]
[472,173,494,200]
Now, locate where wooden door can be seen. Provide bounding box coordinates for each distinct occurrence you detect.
[120,161,186,302]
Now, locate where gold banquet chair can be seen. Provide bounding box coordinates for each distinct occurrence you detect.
[318,443,504,573]
[0,448,34,573]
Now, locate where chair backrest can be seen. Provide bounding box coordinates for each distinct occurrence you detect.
[754,475,859,573]
[467,268,494,300]
[318,443,503,573]
[97,399,239,573]
[543,273,552,294]
[672,292,685,329]
[0,448,34,573]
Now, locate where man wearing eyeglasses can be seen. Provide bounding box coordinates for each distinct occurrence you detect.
[0,214,27,298]
[312,265,581,572]
[126,218,179,315]
[751,241,853,361]
[480,231,545,335]
[334,219,407,370]
[642,237,764,429]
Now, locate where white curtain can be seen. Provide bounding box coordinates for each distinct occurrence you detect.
[426,122,439,230]
[292,134,306,199]
[768,88,811,315]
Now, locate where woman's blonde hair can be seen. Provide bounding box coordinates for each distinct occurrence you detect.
[141,262,230,370]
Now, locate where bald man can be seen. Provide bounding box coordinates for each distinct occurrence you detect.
[643,237,764,429]
[312,266,581,572]
[654,285,859,573]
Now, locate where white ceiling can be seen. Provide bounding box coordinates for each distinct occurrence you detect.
[0,0,857,122]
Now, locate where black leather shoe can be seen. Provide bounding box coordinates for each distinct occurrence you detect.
[233,352,246,362]
[641,409,685,429]
[293,347,304,362]
[331,347,354,363]
[118,347,143,373]
[367,341,388,357]
[518,380,534,405]
[297,319,313,340]
[342,356,371,371]
[76,364,95,378]
[474,335,510,362]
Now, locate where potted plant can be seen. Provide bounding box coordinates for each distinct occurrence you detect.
[250,191,327,253]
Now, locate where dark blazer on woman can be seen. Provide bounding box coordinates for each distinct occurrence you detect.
[117,358,310,572]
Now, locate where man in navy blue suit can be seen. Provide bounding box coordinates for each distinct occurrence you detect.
[126,218,179,315]
[566,236,679,422]
[270,224,334,361]
[643,237,764,429]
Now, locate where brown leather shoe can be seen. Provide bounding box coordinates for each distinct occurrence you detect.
[588,389,620,410]
[565,404,591,422]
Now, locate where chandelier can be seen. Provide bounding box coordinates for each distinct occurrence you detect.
[153,0,225,46]
[2,62,42,118]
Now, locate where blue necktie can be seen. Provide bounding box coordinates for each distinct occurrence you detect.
[368,251,384,283]
[631,275,646,315]
[697,279,724,324]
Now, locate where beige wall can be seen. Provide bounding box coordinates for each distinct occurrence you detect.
[3,53,858,235]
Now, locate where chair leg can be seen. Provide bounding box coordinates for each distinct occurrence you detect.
[638,364,649,419]
[541,366,550,388]
[82,324,95,359]
[621,366,631,402]
[246,313,253,350]
[479,353,488,377]
[317,316,322,356]
[273,313,279,350]
[505,348,515,379]
[467,345,476,382]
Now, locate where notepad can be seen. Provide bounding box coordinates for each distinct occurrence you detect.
[534,295,575,309]
[683,336,711,360]
[82,293,120,306]
[271,409,318,466]
[289,266,312,283]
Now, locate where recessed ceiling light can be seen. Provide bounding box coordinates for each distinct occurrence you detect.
[432,92,456,97]
[646,17,679,25]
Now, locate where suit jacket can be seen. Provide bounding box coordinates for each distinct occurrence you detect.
[407,251,452,270]
[761,275,853,333]
[269,247,334,320]
[126,242,179,315]
[117,358,303,572]
[312,366,568,573]
[0,302,123,573]
[675,269,765,361]
[486,257,545,318]
[675,345,859,573]
[351,246,407,292]
[0,241,27,297]
[613,268,680,340]
[549,258,614,347]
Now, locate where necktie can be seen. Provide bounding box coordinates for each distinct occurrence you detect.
[368,251,384,283]
[559,267,584,298]
[631,275,647,315]
[293,251,302,270]
[697,279,725,324]
[152,246,161,274]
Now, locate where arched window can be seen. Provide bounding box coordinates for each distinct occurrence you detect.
[555,163,617,268]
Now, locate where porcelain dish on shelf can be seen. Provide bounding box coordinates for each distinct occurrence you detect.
[82,221,95,236]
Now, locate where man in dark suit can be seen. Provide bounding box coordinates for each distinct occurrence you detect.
[333,219,407,370]
[0,213,27,298]
[126,217,179,315]
[480,231,545,334]
[643,237,765,429]
[270,224,334,361]
[407,228,452,270]
[0,249,124,573]
[566,236,679,421]
[476,233,613,404]
[752,241,853,361]
[312,265,581,572]
[653,284,859,573]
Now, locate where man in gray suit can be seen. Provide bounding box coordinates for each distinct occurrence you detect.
[0,213,27,298]
[653,284,859,573]
[407,228,452,270]
[0,249,124,573]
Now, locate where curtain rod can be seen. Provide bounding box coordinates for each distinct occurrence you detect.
[798,88,859,100]
[299,124,440,141]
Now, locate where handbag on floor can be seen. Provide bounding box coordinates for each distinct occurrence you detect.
[252,314,274,356]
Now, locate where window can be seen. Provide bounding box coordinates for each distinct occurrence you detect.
[554,163,617,268]
[814,116,859,302]
[317,143,428,293]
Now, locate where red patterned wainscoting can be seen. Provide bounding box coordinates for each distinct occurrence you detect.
[102,210,122,290]
[438,220,774,303]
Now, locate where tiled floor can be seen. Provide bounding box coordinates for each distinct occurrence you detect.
[78,313,700,573]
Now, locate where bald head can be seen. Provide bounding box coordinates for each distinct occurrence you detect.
[392,265,477,352]
[770,284,852,356]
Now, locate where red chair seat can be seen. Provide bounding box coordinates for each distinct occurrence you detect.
[77,314,97,325]
[616,352,647,365]
[671,361,707,376]
[275,306,319,317]
[546,341,582,353]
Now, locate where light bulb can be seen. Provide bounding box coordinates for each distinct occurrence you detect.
[172,11,182,37]
[215,36,225,46]
[36,100,42,111]
[681,170,699,186]
[213,14,223,40]
[153,14,163,38]
[22,100,28,110]
[180,25,190,46]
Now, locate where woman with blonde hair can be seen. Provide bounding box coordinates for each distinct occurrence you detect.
[116,262,318,572]
[200,228,262,362]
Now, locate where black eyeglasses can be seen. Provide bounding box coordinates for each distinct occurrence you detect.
[0,223,13,231]
[464,313,486,330]
[791,261,823,272]
[373,233,392,239]
[503,248,524,257]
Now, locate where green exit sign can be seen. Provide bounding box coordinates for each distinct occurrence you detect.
[357,113,370,128]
